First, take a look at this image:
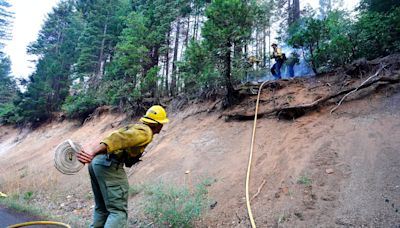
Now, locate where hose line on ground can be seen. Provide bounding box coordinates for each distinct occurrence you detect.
[7,221,71,228]
[246,80,269,228]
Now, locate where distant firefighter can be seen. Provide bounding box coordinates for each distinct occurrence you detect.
[286,51,300,78]
[270,43,286,79]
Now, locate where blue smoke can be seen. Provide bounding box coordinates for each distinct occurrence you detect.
[244,47,315,83]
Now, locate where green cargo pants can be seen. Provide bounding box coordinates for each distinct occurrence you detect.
[88,154,128,228]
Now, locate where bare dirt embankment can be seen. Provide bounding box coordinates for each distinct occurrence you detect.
[0,55,400,227]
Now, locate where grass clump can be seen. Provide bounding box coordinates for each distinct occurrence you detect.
[142,179,212,227]
[297,175,312,186]
[0,192,89,227]
[0,193,47,217]
[129,184,144,197]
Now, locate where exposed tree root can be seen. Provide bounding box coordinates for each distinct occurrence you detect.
[224,73,400,121]
[251,179,266,202]
[330,64,387,114]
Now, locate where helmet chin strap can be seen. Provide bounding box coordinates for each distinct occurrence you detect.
[142,116,161,125]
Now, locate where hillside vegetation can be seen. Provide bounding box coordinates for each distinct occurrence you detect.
[0,0,400,126]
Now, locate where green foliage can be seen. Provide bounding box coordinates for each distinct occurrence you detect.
[129,184,144,197]
[0,194,45,216]
[0,102,17,124]
[203,0,254,55]
[104,0,179,102]
[0,0,13,49]
[143,181,210,227]
[62,93,100,119]
[75,0,128,77]
[4,0,399,126]
[287,15,329,73]
[23,191,34,201]
[0,193,89,227]
[202,0,255,103]
[99,80,141,109]
[12,0,82,124]
[313,11,353,70]
[352,7,400,59]
[359,0,400,13]
[288,6,400,73]
[0,1,15,125]
[0,57,13,98]
[12,83,52,124]
[179,41,220,95]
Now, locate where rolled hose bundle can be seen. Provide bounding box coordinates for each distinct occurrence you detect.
[54,139,84,175]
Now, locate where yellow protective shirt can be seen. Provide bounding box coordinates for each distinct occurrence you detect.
[101,123,153,160]
[271,48,283,59]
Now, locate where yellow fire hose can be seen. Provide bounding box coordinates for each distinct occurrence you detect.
[245,80,270,228]
[7,221,71,228]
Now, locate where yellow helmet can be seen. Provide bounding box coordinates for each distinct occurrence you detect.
[140,105,169,124]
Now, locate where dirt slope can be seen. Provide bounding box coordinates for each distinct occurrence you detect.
[0,59,400,227]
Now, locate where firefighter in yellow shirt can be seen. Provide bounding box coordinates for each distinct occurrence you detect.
[77,105,169,228]
[270,43,285,79]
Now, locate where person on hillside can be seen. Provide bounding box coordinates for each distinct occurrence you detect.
[77,105,169,228]
[286,51,300,78]
[270,43,285,80]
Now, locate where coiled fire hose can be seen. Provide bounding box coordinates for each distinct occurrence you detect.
[7,221,71,228]
[246,80,270,228]
[2,140,81,228]
[6,140,83,227]
[54,139,84,175]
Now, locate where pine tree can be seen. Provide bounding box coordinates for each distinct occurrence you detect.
[202,0,254,106]
[0,0,16,124]
[75,0,129,87]
[0,56,14,104]
[14,0,82,123]
[110,0,178,101]
[0,0,13,50]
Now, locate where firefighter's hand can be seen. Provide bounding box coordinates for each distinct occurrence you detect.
[77,143,107,164]
[77,149,95,164]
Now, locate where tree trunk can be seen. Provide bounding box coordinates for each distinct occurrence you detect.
[309,45,317,74]
[288,0,292,26]
[263,27,266,67]
[293,0,300,23]
[234,42,242,60]
[184,16,190,48]
[143,45,160,96]
[98,23,108,82]
[165,30,171,96]
[268,26,271,69]
[255,28,259,64]
[193,11,198,40]
[223,42,238,106]
[244,44,249,81]
[288,0,300,26]
[171,18,180,96]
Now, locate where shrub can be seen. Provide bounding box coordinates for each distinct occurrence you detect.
[62,94,100,119]
[0,103,18,124]
[142,180,211,227]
